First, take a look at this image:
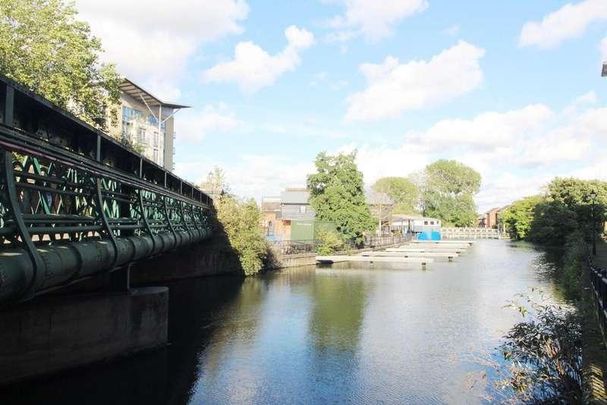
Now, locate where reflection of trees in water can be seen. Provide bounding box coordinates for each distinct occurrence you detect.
[309,271,368,352]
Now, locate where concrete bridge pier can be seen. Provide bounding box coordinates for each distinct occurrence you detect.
[0,281,168,386]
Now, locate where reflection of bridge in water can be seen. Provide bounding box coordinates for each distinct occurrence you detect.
[441,227,504,240]
[0,75,214,303]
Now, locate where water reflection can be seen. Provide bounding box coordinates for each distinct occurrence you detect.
[0,240,563,404]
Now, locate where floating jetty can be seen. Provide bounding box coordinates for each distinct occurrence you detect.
[385,247,464,253]
[361,251,458,259]
[411,240,474,246]
[316,256,433,265]
[315,239,473,267]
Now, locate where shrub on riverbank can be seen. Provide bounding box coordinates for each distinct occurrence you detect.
[316,228,345,255]
[503,178,606,248]
[499,301,583,403]
[215,194,269,276]
[559,232,588,301]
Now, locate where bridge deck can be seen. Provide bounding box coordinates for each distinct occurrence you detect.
[0,74,214,303]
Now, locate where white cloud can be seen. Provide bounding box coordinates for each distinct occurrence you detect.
[601,36,607,59]
[519,0,607,49]
[75,0,249,98]
[202,26,314,93]
[349,97,607,211]
[175,154,314,199]
[176,103,239,143]
[346,41,485,121]
[410,104,553,150]
[310,72,349,90]
[328,0,428,41]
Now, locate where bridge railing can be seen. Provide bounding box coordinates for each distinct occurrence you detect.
[589,260,607,345]
[0,75,214,303]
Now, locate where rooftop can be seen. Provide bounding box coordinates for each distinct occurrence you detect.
[281,189,310,205]
[119,78,190,110]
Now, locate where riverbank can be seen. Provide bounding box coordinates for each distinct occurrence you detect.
[583,240,607,402]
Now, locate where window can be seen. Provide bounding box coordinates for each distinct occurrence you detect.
[153,149,158,162]
[430,221,434,225]
[154,131,159,147]
[299,206,306,214]
[138,128,146,144]
[424,221,428,225]
[122,106,142,121]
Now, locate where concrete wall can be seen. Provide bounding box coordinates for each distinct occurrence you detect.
[0,287,168,385]
[269,252,317,269]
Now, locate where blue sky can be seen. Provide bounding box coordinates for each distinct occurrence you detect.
[76,0,607,211]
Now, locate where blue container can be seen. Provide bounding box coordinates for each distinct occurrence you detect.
[417,231,442,241]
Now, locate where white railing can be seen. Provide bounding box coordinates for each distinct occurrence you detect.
[441,227,504,239]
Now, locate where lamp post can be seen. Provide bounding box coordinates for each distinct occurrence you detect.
[590,191,597,256]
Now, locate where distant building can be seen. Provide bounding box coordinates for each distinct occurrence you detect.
[108,79,188,171]
[261,188,316,241]
[366,191,394,235]
[478,207,502,229]
[391,214,441,240]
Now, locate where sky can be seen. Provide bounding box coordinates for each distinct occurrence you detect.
[75,0,607,212]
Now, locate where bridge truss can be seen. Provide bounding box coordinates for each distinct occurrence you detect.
[0,75,213,303]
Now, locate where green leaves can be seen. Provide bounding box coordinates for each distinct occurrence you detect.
[0,0,120,129]
[307,151,374,245]
[421,160,481,227]
[502,195,543,240]
[216,194,268,276]
[372,176,419,214]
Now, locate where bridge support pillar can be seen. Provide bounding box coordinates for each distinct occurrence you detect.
[0,286,168,386]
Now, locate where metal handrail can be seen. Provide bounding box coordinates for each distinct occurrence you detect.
[588,258,607,346]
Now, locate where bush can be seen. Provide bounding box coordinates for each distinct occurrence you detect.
[215,194,269,276]
[499,301,583,403]
[316,229,344,255]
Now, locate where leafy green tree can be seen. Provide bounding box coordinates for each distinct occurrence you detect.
[216,194,268,276]
[526,178,607,246]
[307,151,375,245]
[0,0,121,128]
[501,195,544,240]
[372,176,419,214]
[421,160,481,227]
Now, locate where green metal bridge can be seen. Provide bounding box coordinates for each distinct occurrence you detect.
[0,75,213,304]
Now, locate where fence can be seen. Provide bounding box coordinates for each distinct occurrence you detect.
[441,227,504,239]
[269,234,408,256]
[269,240,317,255]
[589,260,607,345]
[363,234,410,247]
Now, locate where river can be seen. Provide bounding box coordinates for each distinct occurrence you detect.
[0,240,562,404]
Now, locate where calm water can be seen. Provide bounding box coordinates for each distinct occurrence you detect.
[0,240,561,404]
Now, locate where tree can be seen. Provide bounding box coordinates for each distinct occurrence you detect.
[501,195,544,240]
[0,0,121,129]
[200,167,228,202]
[420,160,481,227]
[307,151,375,245]
[372,176,419,214]
[526,178,607,246]
[215,194,268,276]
